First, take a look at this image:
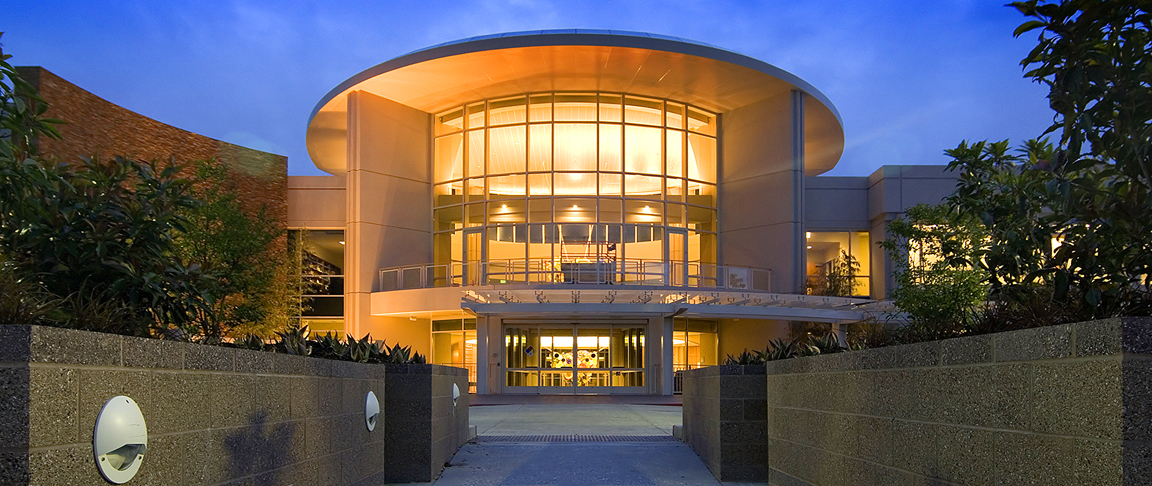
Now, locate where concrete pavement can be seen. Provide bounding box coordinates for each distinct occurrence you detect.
[393,395,759,486]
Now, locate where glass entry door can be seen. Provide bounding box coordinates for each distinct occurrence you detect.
[462,227,484,286]
[667,228,687,287]
[504,324,645,394]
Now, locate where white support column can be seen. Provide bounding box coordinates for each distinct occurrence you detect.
[790,90,807,294]
[344,91,364,339]
[475,315,489,394]
[662,316,674,396]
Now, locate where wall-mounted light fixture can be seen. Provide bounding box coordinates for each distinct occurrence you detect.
[93,396,148,484]
[365,391,380,431]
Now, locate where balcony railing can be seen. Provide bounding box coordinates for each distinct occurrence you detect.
[379,259,772,292]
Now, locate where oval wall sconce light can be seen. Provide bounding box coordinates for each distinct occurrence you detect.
[365,391,380,431]
[93,396,148,484]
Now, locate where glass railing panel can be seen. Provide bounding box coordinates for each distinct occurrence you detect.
[401,267,423,289]
[380,269,400,292]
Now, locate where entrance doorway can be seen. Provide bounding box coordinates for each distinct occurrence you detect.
[504,323,645,394]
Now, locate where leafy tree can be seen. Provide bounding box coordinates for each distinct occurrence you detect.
[944,139,1057,294]
[0,35,212,336]
[1005,1,1152,316]
[880,204,989,334]
[174,160,296,339]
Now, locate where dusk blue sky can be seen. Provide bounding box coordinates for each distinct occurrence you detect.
[4,0,1053,177]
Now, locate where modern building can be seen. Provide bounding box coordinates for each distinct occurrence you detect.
[289,30,958,395]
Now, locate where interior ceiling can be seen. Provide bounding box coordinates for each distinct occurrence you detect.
[306,42,845,176]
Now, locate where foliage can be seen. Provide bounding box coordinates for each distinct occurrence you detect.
[0,153,213,337]
[806,250,861,297]
[276,323,311,356]
[724,333,834,365]
[0,258,59,325]
[0,32,62,161]
[268,324,427,364]
[0,36,214,336]
[879,203,989,334]
[175,159,294,339]
[978,0,1152,317]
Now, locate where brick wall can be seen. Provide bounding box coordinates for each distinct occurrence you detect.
[16,66,286,224]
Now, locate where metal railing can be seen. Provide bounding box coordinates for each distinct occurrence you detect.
[379,258,772,292]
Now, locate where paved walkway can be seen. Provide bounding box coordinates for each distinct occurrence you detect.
[472,403,682,436]
[397,395,756,486]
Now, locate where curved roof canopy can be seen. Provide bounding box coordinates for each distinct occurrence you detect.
[306,29,844,176]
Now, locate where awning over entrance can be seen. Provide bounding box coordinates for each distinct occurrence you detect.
[370,285,891,323]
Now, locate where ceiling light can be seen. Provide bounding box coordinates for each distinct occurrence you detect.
[806,232,811,239]
[339,241,345,245]
[572,205,579,210]
[807,245,813,249]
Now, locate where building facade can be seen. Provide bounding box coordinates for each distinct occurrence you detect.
[290,31,958,395]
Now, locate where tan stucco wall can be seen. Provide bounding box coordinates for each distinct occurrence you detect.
[361,316,432,358]
[719,92,801,293]
[344,90,432,338]
[717,319,790,359]
[288,176,346,228]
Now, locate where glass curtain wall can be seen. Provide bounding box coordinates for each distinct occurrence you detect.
[290,229,345,336]
[432,93,718,285]
[805,231,872,297]
[504,324,645,390]
[431,318,477,392]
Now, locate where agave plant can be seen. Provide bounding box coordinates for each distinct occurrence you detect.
[310,332,348,359]
[383,341,413,364]
[808,332,845,355]
[724,349,767,365]
[346,334,379,363]
[276,324,311,356]
[379,341,427,364]
[238,334,266,351]
[765,338,797,361]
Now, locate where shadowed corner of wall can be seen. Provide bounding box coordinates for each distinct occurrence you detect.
[0,451,30,485]
[215,141,287,178]
[224,411,297,481]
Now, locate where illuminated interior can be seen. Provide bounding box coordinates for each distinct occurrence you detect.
[805,231,871,297]
[504,324,645,389]
[431,318,478,392]
[432,93,717,285]
[292,229,346,336]
[672,318,718,373]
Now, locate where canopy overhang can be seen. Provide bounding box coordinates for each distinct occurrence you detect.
[306,30,844,176]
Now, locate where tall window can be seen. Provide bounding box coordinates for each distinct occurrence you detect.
[432,93,718,285]
[289,229,345,336]
[431,318,477,392]
[805,231,871,297]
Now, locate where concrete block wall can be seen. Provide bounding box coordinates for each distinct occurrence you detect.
[383,364,469,483]
[0,325,465,486]
[765,317,1152,486]
[681,365,768,481]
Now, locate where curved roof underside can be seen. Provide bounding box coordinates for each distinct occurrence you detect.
[306,30,844,176]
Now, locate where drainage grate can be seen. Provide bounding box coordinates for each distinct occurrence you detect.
[478,435,678,443]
